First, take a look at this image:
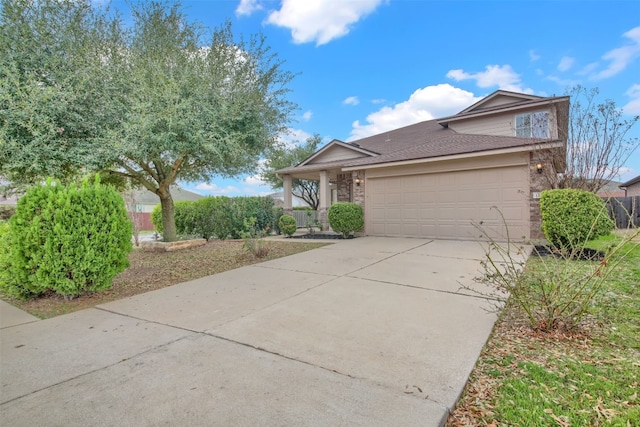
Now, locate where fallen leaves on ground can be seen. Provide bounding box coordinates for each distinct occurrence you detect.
[2,239,327,319]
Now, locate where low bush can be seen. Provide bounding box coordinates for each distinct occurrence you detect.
[2,177,132,300]
[540,189,614,249]
[328,202,364,238]
[272,206,284,235]
[152,196,276,240]
[240,217,270,258]
[279,214,297,237]
[471,207,638,331]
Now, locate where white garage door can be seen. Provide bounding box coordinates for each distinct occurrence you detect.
[366,166,530,240]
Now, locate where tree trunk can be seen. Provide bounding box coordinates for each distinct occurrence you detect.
[158,190,177,242]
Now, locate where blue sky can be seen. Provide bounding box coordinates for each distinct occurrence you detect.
[115,0,640,196]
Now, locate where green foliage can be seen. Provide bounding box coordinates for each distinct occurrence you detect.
[540,189,614,249]
[2,177,132,299]
[272,206,284,235]
[472,235,640,426]
[240,217,270,258]
[278,214,297,237]
[0,0,116,185]
[151,203,163,234]
[1,1,296,242]
[472,208,639,331]
[327,202,364,238]
[0,221,12,291]
[152,196,275,240]
[261,135,322,209]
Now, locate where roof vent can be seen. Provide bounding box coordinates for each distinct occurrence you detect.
[351,142,360,147]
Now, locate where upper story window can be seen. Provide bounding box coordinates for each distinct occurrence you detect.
[515,111,549,138]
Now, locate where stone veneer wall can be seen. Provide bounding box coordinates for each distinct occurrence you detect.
[529,153,547,240]
[336,173,351,202]
[352,170,365,209]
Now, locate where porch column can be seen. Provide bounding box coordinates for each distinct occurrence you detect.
[282,174,293,215]
[319,170,330,230]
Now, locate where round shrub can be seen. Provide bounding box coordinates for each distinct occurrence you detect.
[279,214,297,237]
[3,177,132,299]
[328,202,364,238]
[540,189,614,249]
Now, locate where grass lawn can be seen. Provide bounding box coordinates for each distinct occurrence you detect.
[447,234,640,426]
[0,239,327,319]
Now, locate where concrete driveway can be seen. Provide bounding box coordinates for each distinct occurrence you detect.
[0,237,511,426]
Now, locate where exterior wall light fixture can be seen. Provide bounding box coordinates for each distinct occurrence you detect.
[536,163,543,174]
[354,173,362,186]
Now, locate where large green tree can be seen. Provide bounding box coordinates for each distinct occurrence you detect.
[0,0,296,241]
[0,0,113,184]
[262,134,322,209]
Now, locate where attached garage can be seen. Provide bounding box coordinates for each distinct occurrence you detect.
[276,90,568,241]
[365,154,531,240]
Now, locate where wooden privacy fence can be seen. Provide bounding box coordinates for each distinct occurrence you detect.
[604,196,640,228]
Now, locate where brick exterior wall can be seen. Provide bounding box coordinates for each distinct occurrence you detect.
[529,153,547,240]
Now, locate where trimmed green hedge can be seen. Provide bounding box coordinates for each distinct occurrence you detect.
[279,214,297,237]
[151,196,276,240]
[540,189,614,248]
[1,177,132,299]
[328,202,364,238]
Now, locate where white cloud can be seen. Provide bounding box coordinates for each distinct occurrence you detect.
[591,26,640,80]
[617,166,635,180]
[623,83,640,115]
[236,0,262,16]
[446,64,533,94]
[343,96,360,106]
[266,0,386,46]
[557,56,575,72]
[371,98,386,104]
[529,49,541,62]
[546,74,578,87]
[301,110,313,121]
[348,84,480,141]
[279,127,312,149]
[195,183,241,195]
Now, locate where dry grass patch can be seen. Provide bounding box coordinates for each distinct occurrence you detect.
[1,240,328,319]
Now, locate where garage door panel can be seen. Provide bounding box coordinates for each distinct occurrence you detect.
[366,166,529,240]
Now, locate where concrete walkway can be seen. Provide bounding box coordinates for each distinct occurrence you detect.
[0,237,519,426]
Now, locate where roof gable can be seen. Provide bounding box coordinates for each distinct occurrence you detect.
[459,90,543,114]
[299,140,376,166]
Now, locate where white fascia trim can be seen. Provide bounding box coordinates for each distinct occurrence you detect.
[299,140,377,167]
[342,141,564,172]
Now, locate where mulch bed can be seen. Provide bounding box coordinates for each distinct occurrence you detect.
[289,234,355,240]
[532,245,605,260]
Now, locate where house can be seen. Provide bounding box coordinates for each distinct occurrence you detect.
[619,175,640,197]
[123,187,204,230]
[597,180,626,198]
[277,90,569,240]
